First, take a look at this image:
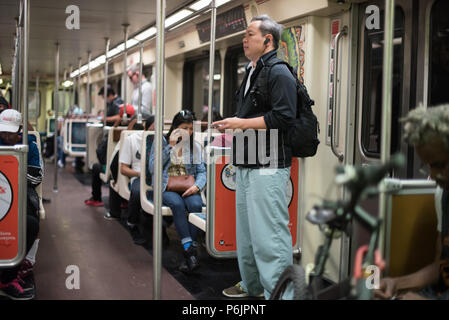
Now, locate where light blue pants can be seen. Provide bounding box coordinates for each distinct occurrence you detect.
[236,167,293,300]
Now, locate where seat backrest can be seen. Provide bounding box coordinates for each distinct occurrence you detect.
[68,119,87,157]
[62,119,70,153]
[388,184,438,277]
[140,131,175,216]
[101,126,127,183]
[86,123,104,170]
[114,130,142,200]
[140,131,154,199]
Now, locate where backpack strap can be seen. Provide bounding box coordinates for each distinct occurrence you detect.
[262,59,298,115]
[263,60,315,119]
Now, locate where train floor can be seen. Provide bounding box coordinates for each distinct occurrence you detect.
[33,158,242,300]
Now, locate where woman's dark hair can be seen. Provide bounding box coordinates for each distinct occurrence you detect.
[166,109,196,150]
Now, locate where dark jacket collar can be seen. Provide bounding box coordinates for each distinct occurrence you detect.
[247,50,278,70]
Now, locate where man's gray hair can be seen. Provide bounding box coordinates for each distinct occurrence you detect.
[251,15,283,50]
[127,63,140,74]
[402,104,449,150]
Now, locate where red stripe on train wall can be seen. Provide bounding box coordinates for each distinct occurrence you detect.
[0,155,19,260]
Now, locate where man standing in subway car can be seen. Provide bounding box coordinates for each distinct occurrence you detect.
[376,105,449,300]
[214,15,296,299]
[127,64,153,116]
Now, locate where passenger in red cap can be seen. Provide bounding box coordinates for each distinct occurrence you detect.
[119,104,135,118]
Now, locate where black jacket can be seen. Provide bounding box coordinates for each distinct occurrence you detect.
[232,50,297,168]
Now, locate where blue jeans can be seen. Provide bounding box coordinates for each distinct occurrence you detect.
[128,178,141,225]
[147,190,202,246]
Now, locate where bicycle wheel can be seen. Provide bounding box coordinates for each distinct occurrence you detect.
[270,265,310,300]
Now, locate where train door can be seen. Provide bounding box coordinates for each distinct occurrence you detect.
[349,0,412,279]
[299,11,354,283]
[351,0,449,277]
[354,0,412,173]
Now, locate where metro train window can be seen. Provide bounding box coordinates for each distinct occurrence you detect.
[429,0,449,106]
[52,90,70,116]
[183,54,221,118]
[361,7,404,157]
[223,45,247,117]
[28,90,41,119]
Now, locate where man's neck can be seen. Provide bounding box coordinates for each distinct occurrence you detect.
[250,48,275,67]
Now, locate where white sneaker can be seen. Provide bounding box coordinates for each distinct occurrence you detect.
[57,160,64,168]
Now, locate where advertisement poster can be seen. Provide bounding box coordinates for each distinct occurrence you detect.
[0,155,19,261]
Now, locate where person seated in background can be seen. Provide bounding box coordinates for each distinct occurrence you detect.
[0,109,43,300]
[375,104,449,300]
[97,85,124,126]
[148,110,206,273]
[84,101,134,207]
[104,116,155,247]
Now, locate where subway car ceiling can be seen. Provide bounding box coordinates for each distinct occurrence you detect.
[0,0,219,78]
[0,0,356,81]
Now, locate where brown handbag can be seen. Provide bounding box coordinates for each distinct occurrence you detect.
[166,175,195,194]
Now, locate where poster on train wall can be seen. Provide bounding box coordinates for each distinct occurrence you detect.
[0,155,19,261]
[213,156,299,253]
[277,24,306,84]
[326,19,341,145]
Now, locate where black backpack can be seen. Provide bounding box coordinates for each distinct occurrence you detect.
[252,59,320,158]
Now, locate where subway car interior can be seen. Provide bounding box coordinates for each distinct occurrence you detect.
[0,0,448,303]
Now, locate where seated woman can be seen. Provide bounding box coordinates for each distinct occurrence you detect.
[148,110,206,273]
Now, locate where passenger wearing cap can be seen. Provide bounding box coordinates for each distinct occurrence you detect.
[0,109,43,300]
[127,63,153,116]
[0,109,43,185]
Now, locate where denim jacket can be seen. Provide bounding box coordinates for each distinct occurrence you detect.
[148,136,207,192]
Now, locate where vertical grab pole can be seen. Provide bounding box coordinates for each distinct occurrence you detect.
[137,41,143,124]
[23,0,29,142]
[12,19,17,108]
[23,0,29,229]
[206,0,217,253]
[35,75,40,130]
[87,51,92,115]
[69,65,74,107]
[153,0,165,300]
[103,38,110,127]
[78,57,82,111]
[16,6,23,113]
[18,22,23,114]
[53,43,60,193]
[378,0,395,272]
[122,24,129,122]
[62,70,66,115]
